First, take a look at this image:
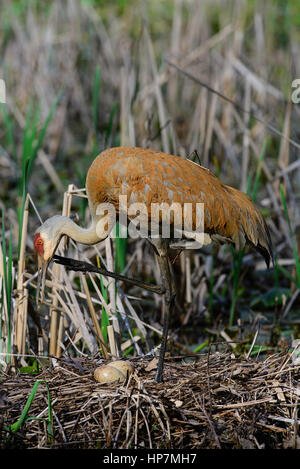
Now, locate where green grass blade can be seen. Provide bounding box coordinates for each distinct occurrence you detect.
[114,222,127,274]
[5,379,53,443]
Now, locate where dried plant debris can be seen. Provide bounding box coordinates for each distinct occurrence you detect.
[1,351,300,449]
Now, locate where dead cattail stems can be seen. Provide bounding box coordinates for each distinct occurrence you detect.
[120,66,129,148]
[15,194,29,354]
[274,101,292,196]
[241,78,251,193]
[80,272,109,359]
[143,23,170,154]
[38,150,64,192]
[105,237,121,357]
[107,324,118,359]
[203,82,218,167]
[21,288,29,355]
[185,252,192,304]
[49,184,74,357]
[168,0,182,113]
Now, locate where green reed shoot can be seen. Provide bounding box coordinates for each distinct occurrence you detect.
[1,212,13,363]
[5,379,53,444]
[114,221,127,274]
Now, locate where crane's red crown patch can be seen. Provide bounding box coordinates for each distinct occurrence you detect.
[34,233,44,255]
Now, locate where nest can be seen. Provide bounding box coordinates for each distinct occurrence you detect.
[1,350,300,449]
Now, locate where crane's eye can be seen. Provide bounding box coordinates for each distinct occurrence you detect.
[34,233,44,255]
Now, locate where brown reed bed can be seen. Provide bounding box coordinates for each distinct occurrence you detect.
[1,349,300,449]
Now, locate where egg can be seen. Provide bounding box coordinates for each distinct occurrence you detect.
[94,360,133,383]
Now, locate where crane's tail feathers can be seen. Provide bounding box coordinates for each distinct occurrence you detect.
[248,216,274,269]
[242,204,274,269]
[225,187,274,268]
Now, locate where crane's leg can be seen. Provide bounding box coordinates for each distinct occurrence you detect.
[152,240,176,383]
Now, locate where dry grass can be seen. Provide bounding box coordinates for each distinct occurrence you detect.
[2,350,300,449]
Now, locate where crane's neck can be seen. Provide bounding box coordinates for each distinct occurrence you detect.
[60,216,100,245]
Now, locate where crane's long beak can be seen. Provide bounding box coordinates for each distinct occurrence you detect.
[36,255,50,307]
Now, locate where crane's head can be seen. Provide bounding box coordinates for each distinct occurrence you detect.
[34,216,64,306]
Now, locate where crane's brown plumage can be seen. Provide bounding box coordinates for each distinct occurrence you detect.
[35,146,273,382]
[86,146,273,266]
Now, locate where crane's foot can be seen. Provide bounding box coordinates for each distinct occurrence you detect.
[154,364,163,383]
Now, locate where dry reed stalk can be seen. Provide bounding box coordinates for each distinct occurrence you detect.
[86,272,111,316]
[229,53,284,100]
[120,335,141,352]
[56,185,75,356]
[241,78,251,192]
[138,24,233,103]
[105,237,120,357]
[275,101,292,195]
[143,23,170,154]
[120,66,129,148]
[15,194,29,354]
[187,89,202,152]
[203,82,218,167]
[168,0,182,113]
[38,150,64,193]
[185,252,192,304]
[49,184,73,357]
[115,296,141,354]
[80,272,109,359]
[21,288,29,354]
[59,267,96,353]
[254,13,266,78]
[107,324,117,359]
[0,244,8,356]
[134,381,140,448]
[199,87,208,152]
[48,291,77,322]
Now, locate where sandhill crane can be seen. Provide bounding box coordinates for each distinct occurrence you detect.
[34,146,273,382]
